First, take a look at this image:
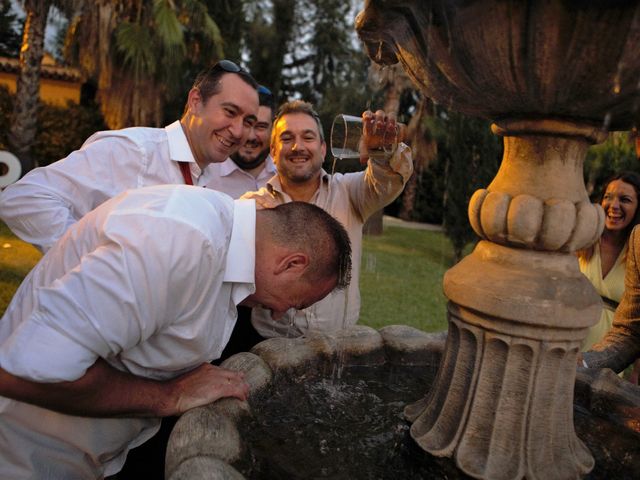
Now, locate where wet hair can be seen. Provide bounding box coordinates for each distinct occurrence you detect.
[260,202,351,289]
[271,99,325,143]
[184,60,258,113]
[578,170,640,261]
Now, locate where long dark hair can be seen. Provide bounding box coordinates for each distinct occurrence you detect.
[578,171,640,262]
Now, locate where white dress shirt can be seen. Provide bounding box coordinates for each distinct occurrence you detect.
[0,185,256,478]
[206,155,277,199]
[0,121,214,252]
[244,144,413,337]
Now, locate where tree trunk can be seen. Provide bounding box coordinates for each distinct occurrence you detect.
[8,0,49,175]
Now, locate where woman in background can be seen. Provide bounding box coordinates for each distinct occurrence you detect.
[578,171,640,383]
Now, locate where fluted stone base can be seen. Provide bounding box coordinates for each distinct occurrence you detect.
[406,241,600,479]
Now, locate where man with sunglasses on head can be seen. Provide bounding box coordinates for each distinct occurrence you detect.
[0,60,259,253]
[207,85,277,199]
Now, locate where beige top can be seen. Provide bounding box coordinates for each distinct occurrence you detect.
[242,144,413,337]
[578,241,626,351]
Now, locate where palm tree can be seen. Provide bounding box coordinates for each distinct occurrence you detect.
[8,0,51,174]
[66,0,223,129]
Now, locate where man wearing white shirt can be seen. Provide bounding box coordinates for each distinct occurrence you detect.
[0,184,352,479]
[0,60,259,253]
[207,85,277,198]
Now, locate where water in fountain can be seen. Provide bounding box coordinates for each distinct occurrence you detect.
[233,362,640,480]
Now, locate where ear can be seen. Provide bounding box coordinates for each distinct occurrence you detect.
[321,140,327,159]
[274,252,310,276]
[187,87,203,113]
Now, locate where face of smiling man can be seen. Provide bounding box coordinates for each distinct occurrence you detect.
[182,73,259,169]
[271,112,326,187]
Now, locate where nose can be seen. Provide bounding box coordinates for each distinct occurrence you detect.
[229,117,246,140]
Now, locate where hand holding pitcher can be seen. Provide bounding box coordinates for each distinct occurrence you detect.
[330,110,405,165]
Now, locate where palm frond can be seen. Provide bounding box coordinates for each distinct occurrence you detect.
[180,0,224,58]
[152,0,185,49]
[114,21,156,81]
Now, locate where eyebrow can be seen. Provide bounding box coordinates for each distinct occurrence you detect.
[220,101,257,122]
[279,128,318,137]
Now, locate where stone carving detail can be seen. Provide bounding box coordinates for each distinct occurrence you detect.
[356,1,640,478]
[407,312,594,480]
[469,189,604,252]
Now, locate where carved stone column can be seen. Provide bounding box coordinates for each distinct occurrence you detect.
[405,120,604,479]
[356,1,640,478]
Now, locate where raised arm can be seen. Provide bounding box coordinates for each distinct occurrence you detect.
[345,110,413,221]
[0,360,248,418]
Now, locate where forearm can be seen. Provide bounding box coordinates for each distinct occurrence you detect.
[0,359,173,418]
[354,144,413,219]
[583,323,640,373]
[0,359,249,418]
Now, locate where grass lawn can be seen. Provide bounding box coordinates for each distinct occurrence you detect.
[0,222,42,314]
[0,222,457,333]
[359,226,454,332]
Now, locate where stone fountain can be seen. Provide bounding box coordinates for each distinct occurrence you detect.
[355,1,640,478]
[165,2,640,479]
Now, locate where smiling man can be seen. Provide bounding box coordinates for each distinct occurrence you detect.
[0,184,351,479]
[242,100,413,338]
[207,85,277,199]
[0,60,259,253]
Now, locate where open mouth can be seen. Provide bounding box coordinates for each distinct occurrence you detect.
[607,213,625,224]
[215,133,234,149]
[288,155,309,164]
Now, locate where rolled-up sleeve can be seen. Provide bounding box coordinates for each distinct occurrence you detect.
[346,143,414,222]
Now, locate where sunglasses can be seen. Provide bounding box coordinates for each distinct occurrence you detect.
[258,85,273,96]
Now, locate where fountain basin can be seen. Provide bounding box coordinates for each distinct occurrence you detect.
[165,325,640,479]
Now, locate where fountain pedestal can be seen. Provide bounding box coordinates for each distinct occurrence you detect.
[356,1,640,478]
[406,122,603,479]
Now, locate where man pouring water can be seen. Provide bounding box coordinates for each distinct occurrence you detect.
[242,100,413,339]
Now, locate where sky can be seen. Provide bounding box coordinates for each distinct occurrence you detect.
[9,0,64,56]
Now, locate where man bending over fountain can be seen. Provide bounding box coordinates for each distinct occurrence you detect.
[583,226,640,377]
[0,184,351,479]
[242,100,412,339]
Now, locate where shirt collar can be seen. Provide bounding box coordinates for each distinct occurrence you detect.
[166,120,196,163]
[218,155,278,178]
[225,199,257,305]
[266,168,329,196]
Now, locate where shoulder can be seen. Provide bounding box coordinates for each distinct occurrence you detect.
[105,185,234,238]
[83,126,167,151]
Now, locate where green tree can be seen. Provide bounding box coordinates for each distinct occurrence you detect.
[65,0,223,129]
[442,112,502,263]
[8,0,51,174]
[584,131,639,199]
